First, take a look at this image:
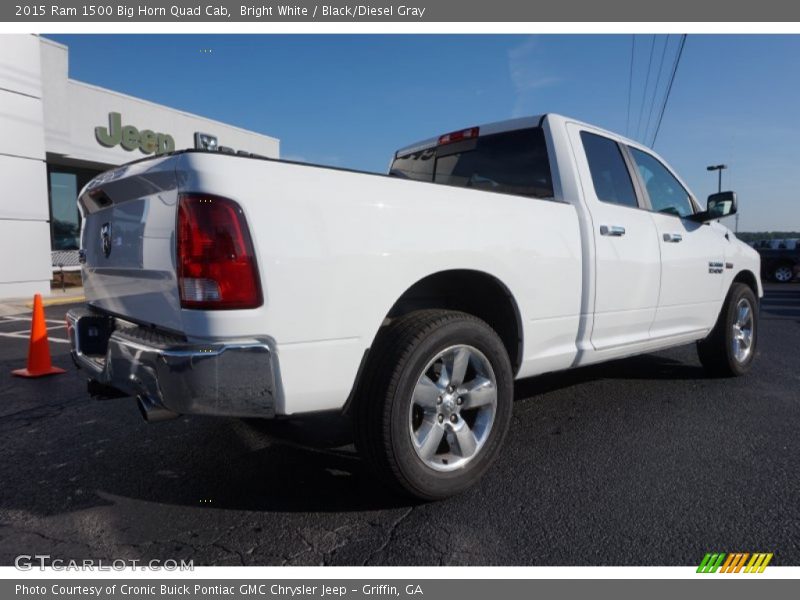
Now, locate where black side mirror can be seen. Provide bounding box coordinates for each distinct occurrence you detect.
[690,191,737,222]
[707,191,737,218]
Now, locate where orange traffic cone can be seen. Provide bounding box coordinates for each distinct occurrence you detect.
[11,294,66,378]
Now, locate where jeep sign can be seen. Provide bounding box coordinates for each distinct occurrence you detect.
[95,112,176,155]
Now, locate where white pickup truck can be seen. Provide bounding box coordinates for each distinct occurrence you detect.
[67,114,761,499]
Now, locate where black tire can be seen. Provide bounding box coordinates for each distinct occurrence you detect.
[697,283,758,377]
[354,310,513,501]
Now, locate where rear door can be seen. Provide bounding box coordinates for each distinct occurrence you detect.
[78,157,183,332]
[567,124,661,350]
[625,146,726,337]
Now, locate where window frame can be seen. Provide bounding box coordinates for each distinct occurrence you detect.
[622,145,701,219]
[579,130,648,212]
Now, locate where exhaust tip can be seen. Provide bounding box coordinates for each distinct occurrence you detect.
[137,395,179,423]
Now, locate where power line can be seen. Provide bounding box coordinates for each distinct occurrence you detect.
[635,35,656,141]
[644,35,670,145]
[651,34,687,148]
[626,35,635,137]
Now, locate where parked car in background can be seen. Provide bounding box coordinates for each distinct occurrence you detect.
[754,239,800,282]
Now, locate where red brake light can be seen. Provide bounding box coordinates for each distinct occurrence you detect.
[177,194,262,310]
[438,126,479,146]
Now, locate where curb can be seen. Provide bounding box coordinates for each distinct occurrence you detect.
[26,295,85,308]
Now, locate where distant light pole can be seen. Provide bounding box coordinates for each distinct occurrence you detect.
[706,164,727,193]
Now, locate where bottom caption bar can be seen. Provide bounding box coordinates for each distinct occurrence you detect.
[5,579,797,600]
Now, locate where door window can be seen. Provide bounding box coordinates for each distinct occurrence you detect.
[629,148,695,218]
[580,132,639,208]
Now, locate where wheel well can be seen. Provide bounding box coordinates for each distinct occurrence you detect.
[733,269,759,295]
[384,270,523,373]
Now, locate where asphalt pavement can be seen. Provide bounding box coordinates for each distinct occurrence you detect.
[0,284,798,566]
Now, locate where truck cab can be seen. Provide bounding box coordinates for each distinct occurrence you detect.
[390,114,760,363]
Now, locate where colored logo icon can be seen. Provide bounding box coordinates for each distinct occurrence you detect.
[697,552,773,573]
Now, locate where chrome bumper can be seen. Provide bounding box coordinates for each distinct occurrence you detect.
[66,307,277,419]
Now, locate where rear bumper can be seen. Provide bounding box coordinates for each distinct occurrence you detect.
[66,307,277,419]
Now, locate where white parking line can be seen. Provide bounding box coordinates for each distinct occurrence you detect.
[0,331,70,344]
[0,316,65,326]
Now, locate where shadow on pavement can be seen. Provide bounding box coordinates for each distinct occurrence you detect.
[0,350,714,519]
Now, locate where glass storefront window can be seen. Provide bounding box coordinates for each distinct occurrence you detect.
[49,171,81,250]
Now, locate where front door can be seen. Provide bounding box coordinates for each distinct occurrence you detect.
[626,147,726,337]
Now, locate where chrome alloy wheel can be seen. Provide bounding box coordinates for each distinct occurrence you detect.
[732,298,754,363]
[408,344,497,472]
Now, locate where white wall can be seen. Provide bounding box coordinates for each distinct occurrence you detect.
[0,35,281,300]
[0,34,52,299]
[40,38,280,166]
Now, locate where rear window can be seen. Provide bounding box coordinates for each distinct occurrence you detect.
[390,146,435,183]
[390,127,554,199]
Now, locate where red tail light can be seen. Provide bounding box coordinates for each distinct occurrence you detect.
[177,194,262,310]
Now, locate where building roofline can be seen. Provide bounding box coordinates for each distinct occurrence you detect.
[39,35,69,51]
[40,35,278,144]
[68,80,279,143]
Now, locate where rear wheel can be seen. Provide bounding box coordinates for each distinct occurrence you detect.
[354,310,513,500]
[697,283,758,377]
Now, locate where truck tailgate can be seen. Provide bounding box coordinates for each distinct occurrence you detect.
[78,156,183,332]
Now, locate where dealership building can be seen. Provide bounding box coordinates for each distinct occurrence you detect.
[0,35,280,299]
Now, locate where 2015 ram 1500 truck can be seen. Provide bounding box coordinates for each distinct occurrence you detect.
[67,114,761,499]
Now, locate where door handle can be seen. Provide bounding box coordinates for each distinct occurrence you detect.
[663,233,683,243]
[600,225,626,237]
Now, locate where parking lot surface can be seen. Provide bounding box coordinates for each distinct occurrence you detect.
[0,284,798,566]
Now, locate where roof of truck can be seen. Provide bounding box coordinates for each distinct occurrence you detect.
[392,113,657,160]
[110,113,657,185]
[393,115,546,158]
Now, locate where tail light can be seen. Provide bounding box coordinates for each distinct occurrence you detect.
[438,126,479,146]
[177,194,262,310]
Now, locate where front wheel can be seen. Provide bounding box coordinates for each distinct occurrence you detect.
[354,310,513,500]
[697,283,758,377]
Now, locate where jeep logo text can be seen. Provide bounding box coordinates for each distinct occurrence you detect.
[95,112,175,155]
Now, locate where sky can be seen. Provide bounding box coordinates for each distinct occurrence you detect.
[48,34,800,232]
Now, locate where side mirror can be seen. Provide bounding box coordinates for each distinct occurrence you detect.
[707,191,737,218]
[690,191,737,222]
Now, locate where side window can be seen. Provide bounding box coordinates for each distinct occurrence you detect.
[580,132,639,208]
[629,148,695,218]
